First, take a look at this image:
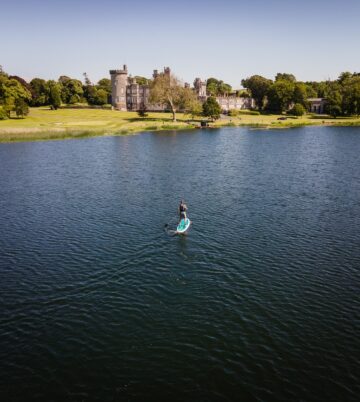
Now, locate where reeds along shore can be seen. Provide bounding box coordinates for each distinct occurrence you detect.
[0,107,360,143]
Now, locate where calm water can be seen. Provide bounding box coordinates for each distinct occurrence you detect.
[0,126,359,401]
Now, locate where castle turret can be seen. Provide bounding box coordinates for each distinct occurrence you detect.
[194,78,207,98]
[110,65,128,110]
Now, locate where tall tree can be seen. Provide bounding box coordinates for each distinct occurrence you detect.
[14,98,29,117]
[59,78,84,104]
[342,76,360,116]
[241,75,273,110]
[275,73,296,82]
[150,73,195,121]
[266,80,295,112]
[97,78,111,93]
[202,96,221,120]
[206,78,232,96]
[48,81,61,110]
[30,78,48,106]
[0,76,31,117]
[293,82,309,107]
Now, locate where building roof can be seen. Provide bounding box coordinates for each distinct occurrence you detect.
[307,98,326,102]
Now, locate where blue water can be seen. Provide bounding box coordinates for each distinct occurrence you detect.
[0,126,359,401]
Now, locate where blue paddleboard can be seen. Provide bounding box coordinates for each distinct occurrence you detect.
[176,218,191,234]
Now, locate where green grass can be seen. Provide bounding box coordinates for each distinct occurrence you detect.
[1,107,360,143]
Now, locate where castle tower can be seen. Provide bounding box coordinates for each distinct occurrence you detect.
[110,65,128,110]
[194,78,207,98]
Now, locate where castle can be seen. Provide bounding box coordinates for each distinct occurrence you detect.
[109,65,254,112]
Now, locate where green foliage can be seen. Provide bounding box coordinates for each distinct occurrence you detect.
[266,80,295,112]
[134,76,150,86]
[341,75,360,116]
[237,90,250,98]
[229,109,260,116]
[0,106,8,120]
[327,104,342,118]
[185,98,203,118]
[288,103,306,116]
[202,96,221,120]
[48,81,61,110]
[150,73,196,121]
[84,79,111,106]
[137,103,148,118]
[30,78,48,106]
[293,83,309,107]
[14,98,29,117]
[206,78,232,96]
[95,89,108,105]
[275,73,296,82]
[0,75,31,118]
[241,75,273,110]
[97,78,111,93]
[325,88,343,117]
[59,78,84,104]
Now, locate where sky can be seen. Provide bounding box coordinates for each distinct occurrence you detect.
[1,0,359,88]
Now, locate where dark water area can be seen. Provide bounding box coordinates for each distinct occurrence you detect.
[0,126,359,401]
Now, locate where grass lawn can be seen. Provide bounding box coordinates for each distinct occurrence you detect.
[0,107,360,142]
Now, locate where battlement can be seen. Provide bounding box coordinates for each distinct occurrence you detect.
[109,65,128,75]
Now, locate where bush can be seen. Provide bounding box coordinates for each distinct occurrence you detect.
[288,103,306,116]
[229,109,260,116]
[0,106,8,120]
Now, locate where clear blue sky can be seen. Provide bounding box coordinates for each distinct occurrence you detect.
[1,0,359,88]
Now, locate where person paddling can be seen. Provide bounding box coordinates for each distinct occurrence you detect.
[179,200,188,223]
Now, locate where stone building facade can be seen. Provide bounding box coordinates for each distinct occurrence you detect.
[307,98,327,114]
[110,65,255,112]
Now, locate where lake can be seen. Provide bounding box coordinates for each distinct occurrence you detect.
[0,126,359,401]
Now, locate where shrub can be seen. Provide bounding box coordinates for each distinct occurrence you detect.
[0,106,8,120]
[230,109,260,116]
[288,103,306,116]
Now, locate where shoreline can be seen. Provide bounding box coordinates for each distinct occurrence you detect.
[0,108,359,143]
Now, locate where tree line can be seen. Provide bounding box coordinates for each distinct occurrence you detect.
[0,66,111,119]
[241,72,360,117]
[1,64,360,120]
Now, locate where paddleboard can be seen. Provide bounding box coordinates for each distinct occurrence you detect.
[176,218,191,234]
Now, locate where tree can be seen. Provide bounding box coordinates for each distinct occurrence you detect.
[95,89,108,105]
[48,81,61,110]
[137,103,148,118]
[342,76,360,116]
[202,96,221,120]
[206,78,232,96]
[266,79,295,112]
[293,82,309,107]
[0,106,8,120]
[134,76,150,86]
[83,72,92,86]
[14,98,29,117]
[97,78,111,93]
[30,78,48,106]
[185,98,203,119]
[241,75,273,110]
[325,86,343,117]
[59,77,84,104]
[275,73,296,82]
[338,72,352,85]
[0,76,31,117]
[288,103,305,116]
[149,72,194,122]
